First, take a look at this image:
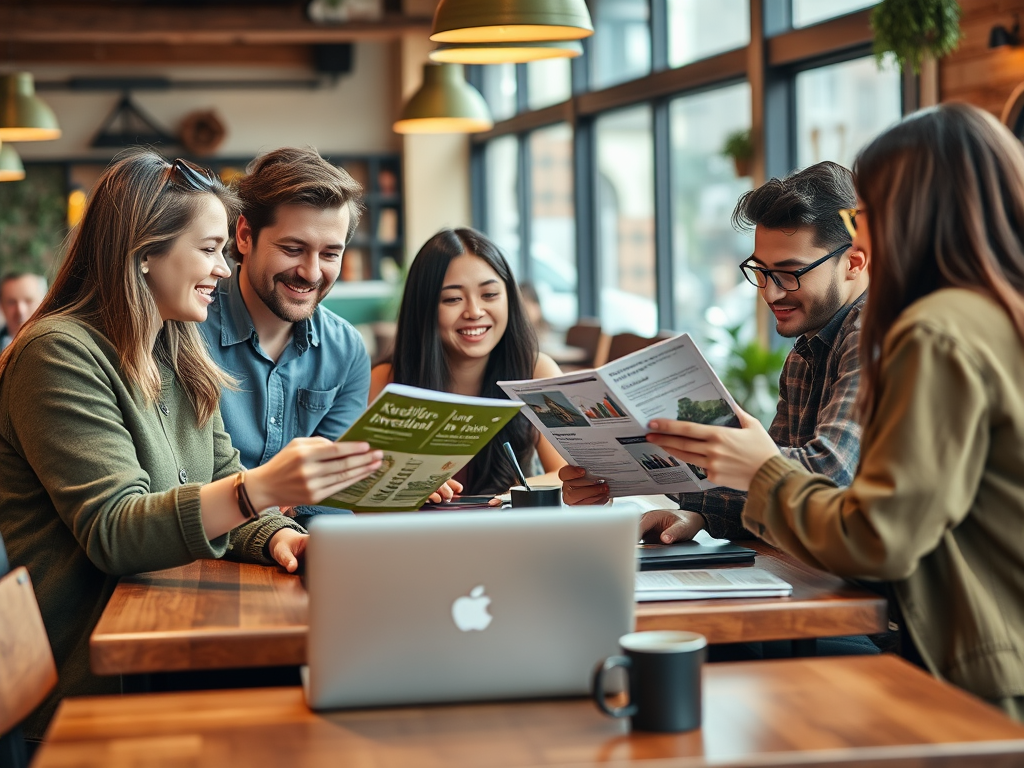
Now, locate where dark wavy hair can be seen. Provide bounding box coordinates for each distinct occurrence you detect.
[854,102,1024,420]
[390,228,539,495]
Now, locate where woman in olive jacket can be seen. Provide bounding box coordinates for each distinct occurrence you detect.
[0,151,382,737]
[644,103,1024,720]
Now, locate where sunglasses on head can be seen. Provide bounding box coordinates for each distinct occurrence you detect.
[167,158,217,191]
[838,207,864,239]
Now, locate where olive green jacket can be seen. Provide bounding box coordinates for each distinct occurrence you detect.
[745,289,1024,705]
[0,317,304,738]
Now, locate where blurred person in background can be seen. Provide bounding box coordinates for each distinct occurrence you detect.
[0,271,47,349]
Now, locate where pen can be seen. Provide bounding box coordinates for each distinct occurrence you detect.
[502,441,531,491]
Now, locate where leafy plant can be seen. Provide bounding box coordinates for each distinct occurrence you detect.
[871,0,963,74]
[0,164,67,278]
[720,129,754,162]
[718,324,789,427]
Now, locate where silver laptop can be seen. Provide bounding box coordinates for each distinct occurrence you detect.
[303,505,640,710]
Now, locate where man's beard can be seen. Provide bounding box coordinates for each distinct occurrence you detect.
[255,273,327,324]
[774,274,844,338]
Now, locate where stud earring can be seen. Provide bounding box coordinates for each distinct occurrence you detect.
[141,265,149,275]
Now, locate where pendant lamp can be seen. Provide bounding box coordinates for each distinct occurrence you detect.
[0,143,26,182]
[393,63,494,135]
[429,39,583,65]
[430,0,594,44]
[0,72,62,142]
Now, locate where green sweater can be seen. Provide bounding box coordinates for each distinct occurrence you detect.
[0,317,304,738]
[745,289,1024,710]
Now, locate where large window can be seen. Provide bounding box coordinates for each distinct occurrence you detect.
[590,0,651,89]
[669,83,755,357]
[595,106,657,336]
[472,1,906,345]
[529,124,577,332]
[485,136,521,270]
[668,0,749,68]
[796,56,902,169]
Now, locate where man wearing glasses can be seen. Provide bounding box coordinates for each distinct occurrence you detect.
[571,161,868,544]
[199,147,370,523]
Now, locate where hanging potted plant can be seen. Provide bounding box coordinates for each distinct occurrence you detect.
[871,0,963,73]
[721,129,754,178]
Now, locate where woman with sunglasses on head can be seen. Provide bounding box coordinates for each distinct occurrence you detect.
[643,103,1024,719]
[370,228,566,501]
[0,151,382,738]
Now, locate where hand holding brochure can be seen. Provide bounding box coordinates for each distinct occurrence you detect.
[320,383,524,512]
[635,568,793,601]
[498,333,741,497]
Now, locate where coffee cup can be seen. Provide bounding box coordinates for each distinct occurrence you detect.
[510,485,562,508]
[592,630,706,732]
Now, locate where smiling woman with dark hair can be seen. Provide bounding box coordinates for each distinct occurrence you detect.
[370,227,566,499]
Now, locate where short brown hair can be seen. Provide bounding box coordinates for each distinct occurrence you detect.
[231,147,364,262]
[732,160,856,251]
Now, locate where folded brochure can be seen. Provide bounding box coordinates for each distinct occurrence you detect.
[499,333,741,497]
[635,568,792,601]
[320,383,524,512]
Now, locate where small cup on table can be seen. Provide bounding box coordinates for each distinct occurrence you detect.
[592,630,707,732]
[509,485,562,508]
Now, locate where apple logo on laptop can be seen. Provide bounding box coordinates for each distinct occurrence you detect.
[452,585,493,631]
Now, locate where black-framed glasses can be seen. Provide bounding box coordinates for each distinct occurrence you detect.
[838,207,864,239]
[167,158,217,191]
[739,242,851,292]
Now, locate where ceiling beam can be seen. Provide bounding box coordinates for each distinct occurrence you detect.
[0,42,318,68]
[0,4,432,46]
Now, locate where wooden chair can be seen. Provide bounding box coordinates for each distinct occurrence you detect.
[562,319,605,370]
[0,544,57,768]
[604,332,661,363]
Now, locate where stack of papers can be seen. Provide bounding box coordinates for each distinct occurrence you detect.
[635,568,793,601]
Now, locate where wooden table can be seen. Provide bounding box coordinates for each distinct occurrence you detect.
[90,543,887,676]
[39,656,1024,767]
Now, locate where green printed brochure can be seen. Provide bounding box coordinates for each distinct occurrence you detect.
[320,383,525,512]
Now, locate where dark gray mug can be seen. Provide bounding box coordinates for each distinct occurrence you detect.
[592,630,706,732]
[510,485,562,508]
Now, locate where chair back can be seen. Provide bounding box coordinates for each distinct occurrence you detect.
[564,320,604,368]
[605,332,661,363]
[0,567,57,737]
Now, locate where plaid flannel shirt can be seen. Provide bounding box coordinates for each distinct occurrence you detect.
[678,292,866,540]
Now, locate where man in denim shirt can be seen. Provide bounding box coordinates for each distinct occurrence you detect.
[201,147,370,521]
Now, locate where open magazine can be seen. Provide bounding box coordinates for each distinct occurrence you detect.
[498,333,740,497]
[320,383,524,512]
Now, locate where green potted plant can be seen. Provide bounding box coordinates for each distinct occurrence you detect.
[871,0,963,74]
[721,129,754,178]
[718,324,789,428]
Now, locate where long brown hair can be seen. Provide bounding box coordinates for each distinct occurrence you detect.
[0,150,239,427]
[854,102,1024,420]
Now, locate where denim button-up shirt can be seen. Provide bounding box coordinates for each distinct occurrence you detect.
[200,272,371,474]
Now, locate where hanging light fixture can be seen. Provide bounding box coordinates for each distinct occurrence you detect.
[393,63,493,135]
[0,143,26,182]
[429,39,583,65]
[430,0,594,44]
[0,72,62,142]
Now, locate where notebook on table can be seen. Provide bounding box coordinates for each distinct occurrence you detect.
[637,540,756,571]
[302,505,641,711]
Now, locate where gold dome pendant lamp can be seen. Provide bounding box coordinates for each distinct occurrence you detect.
[430,0,595,44]
[0,142,26,182]
[393,63,494,134]
[429,39,583,65]
[0,72,62,142]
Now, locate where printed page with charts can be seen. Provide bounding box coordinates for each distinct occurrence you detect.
[321,384,524,512]
[499,333,740,497]
[635,568,793,601]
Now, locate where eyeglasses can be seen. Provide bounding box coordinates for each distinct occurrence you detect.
[739,242,851,292]
[838,207,864,239]
[167,158,217,191]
